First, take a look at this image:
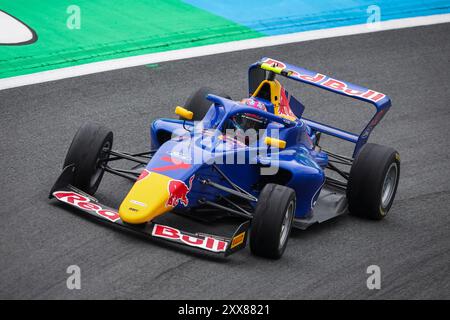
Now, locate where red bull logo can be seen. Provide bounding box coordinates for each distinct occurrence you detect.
[166,175,195,207]
[152,224,228,253]
[278,87,296,118]
[261,57,386,103]
[53,191,120,222]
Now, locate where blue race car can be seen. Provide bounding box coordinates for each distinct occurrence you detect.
[50,57,400,259]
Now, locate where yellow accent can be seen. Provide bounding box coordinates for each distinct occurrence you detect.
[175,106,193,120]
[395,153,401,162]
[119,171,173,224]
[260,62,285,74]
[231,232,246,249]
[251,80,296,121]
[252,79,280,106]
[264,137,286,149]
[279,114,297,121]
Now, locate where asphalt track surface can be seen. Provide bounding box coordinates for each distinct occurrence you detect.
[1,23,449,299]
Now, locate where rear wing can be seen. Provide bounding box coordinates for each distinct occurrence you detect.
[248,57,392,157]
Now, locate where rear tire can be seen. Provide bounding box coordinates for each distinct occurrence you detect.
[63,122,113,195]
[250,184,296,259]
[184,87,231,121]
[347,143,400,220]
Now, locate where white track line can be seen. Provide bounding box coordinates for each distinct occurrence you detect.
[1,13,449,91]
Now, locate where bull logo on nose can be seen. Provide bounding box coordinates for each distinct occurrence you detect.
[166,175,195,207]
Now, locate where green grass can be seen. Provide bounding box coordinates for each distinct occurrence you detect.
[0,0,262,78]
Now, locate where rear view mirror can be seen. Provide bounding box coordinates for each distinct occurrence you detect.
[175,106,193,120]
[264,137,286,149]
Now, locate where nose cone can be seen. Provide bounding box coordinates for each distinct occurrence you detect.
[119,171,173,224]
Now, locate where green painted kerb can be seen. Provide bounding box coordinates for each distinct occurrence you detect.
[0,0,262,79]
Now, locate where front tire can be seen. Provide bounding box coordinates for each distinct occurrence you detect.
[347,143,400,220]
[63,122,113,195]
[250,184,296,259]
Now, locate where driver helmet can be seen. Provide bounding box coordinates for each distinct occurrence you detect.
[232,98,268,132]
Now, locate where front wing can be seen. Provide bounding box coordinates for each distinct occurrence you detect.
[50,185,250,257]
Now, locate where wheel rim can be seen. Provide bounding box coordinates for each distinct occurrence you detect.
[381,162,398,209]
[279,201,294,250]
[90,140,111,188]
